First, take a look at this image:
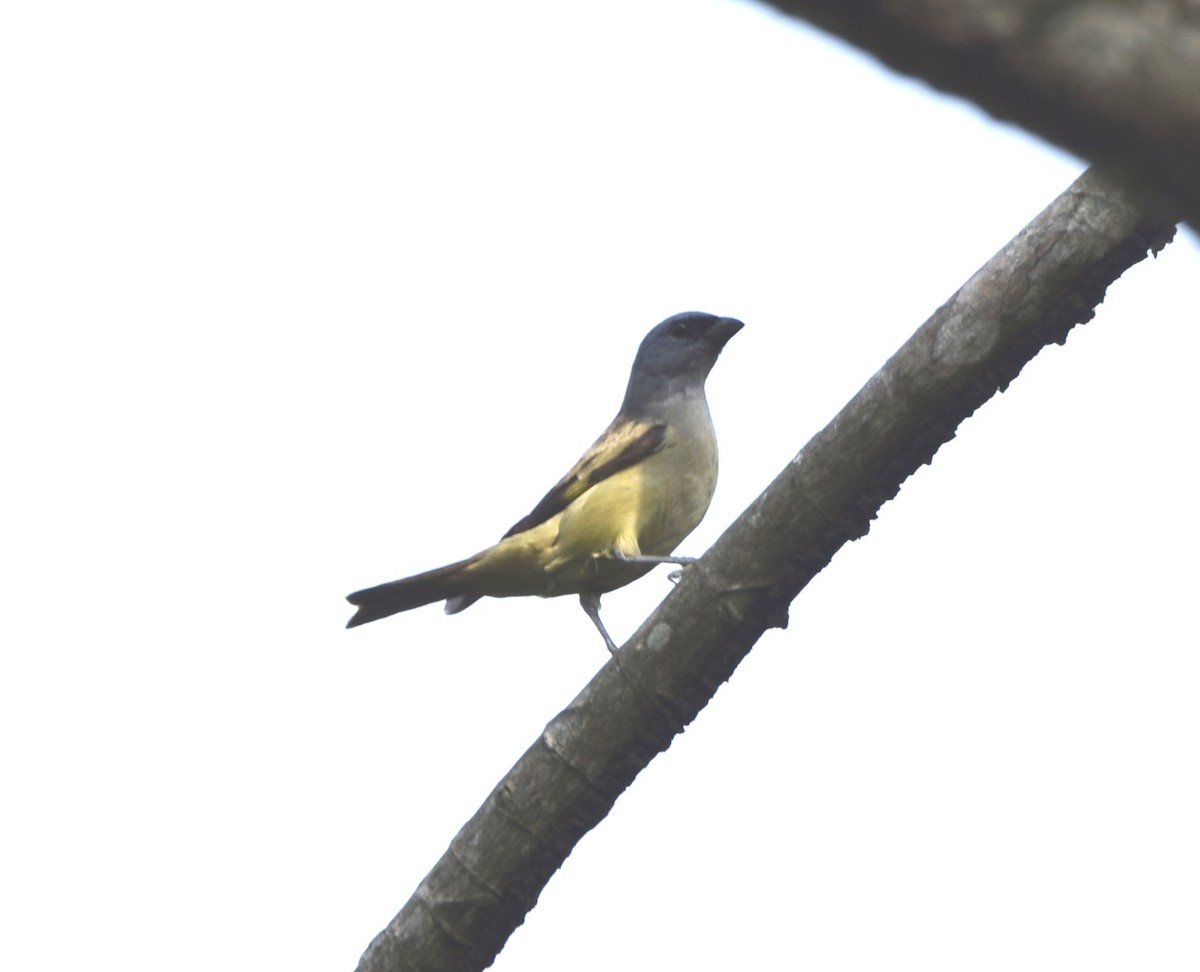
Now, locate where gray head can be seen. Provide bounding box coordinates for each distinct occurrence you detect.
[621,312,743,412]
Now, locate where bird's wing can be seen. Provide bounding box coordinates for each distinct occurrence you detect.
[502,417,668,538]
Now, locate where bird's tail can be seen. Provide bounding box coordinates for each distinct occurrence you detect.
[346,556,479,628]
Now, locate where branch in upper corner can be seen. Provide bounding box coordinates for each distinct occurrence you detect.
[354,167,1175,972]
[758,0,1200,231]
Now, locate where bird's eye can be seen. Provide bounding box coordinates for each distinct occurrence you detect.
[669,321,688,338]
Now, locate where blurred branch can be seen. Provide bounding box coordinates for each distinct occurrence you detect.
[355,168,1174,972]
[759,0,1200,230]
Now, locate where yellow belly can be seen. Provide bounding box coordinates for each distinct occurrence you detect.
[462,429,717,599]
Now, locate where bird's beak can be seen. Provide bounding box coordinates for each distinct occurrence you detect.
[707,316,744,348]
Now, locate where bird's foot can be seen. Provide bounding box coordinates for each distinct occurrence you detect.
[580,591,620,654]
[606,549,697,568]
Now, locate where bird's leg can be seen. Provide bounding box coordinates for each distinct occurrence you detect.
[605,549,697,567]
[604,548,696,584]
[579,591,619,654]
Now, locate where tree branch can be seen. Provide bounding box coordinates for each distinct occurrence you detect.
[354,168,1175,972]
[758,0,1200,230]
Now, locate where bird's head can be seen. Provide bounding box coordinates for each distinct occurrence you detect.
[622,311,744,408]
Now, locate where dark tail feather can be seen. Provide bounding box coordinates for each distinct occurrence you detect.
[346,557,476,628]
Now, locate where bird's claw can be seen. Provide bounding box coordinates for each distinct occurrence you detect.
[606,549,697,568]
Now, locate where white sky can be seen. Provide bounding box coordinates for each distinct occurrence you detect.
[3,2,1198,969]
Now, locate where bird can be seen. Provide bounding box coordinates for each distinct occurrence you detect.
[346,311,743,652]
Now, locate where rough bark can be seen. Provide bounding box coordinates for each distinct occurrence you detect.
[354,167,1175,972]
[759,0,1200,231]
